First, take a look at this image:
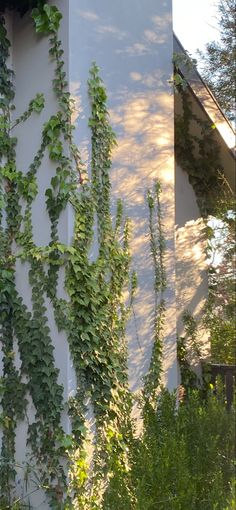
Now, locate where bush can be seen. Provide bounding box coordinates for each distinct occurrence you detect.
[103,390,235,510]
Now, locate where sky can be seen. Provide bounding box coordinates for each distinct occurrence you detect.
[173,0,220,57]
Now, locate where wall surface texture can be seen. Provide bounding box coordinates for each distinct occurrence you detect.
[0,1,177,507]
[175,163,209,371]
[2,3,71,507]
[68,0,177,393]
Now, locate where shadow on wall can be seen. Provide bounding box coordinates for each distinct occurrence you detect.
[175,161,210,363]
[74,5,171,55]
[69,0,177,394]
[175,218,210,361]
[72,83,177,393]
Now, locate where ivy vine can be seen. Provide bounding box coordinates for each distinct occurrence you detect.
[0,8,67,507]
[174,58,231,217]
[0,4,167,509]
[144,182,166,402]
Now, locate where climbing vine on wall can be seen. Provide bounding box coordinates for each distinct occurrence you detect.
[0,7,69,507]
[174,57,231,217]
[0,16,24,503]
[0,3,167,509]
[1,3,234,509]
[63,62,137,508]
[144,182,166,403]
[0,4,142,508]
[177,312,200,392]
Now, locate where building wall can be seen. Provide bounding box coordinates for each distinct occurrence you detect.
[4,3,72,507]
[0,1,176,506]
[69,0,177,394]
[175,163,210,372]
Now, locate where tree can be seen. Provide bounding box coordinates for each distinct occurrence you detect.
[204,202,235,364]
[198,0,236,120]
[197,0,235,362]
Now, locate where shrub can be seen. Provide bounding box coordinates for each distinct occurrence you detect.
[103,390,235,510]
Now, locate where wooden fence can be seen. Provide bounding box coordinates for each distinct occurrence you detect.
[208,363,236,410]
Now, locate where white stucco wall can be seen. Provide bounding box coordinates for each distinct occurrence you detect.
[175,163,209,371]
[12,0,71,395]
[2,3,73,507]
[69,0,177,394]
[1,1,177,506]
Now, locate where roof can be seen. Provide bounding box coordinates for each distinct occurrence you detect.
[174,34,235,192]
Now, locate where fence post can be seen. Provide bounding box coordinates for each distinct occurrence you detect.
[208,364,235,410]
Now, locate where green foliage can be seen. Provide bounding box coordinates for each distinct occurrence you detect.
[11,93,45,130]
[64,62,135,508]
[175,89,230,217]
[204,209,236,364]
[0,15,29,505]
[177,312,200,391]
[101,390,235,510]
[174,36,235,364]
[131,390,235,510]
[194,191,235,366]
[0,7,68,506]
[32,4,62,34]
[172,51,197,91]
[0,4,234,509]
[206,313,235,365]
[1,5,136,507]
[145,182,166,400]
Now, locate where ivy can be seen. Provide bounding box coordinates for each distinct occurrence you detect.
[32,4,62,34]
[1,3,231,509]
[0,3,136,506]
[0,4,168,508]
[10,93,45,131]
[177,312,200,392]
[0,269,27,505]
[144,182,166,402]
[0,8,66,506]
[0,16,27,507]
[63,64,136,507]
[175,88,230,217]
[173,53,232,217]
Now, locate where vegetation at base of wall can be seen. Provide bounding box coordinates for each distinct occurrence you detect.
[0,3,235,509]
[101,389,235,510]
[1,389,235,510]
[131,389,235,510]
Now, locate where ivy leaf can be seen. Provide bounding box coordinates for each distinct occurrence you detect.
[58,434,73,450]
[32,5,62,34]
[30,93,45,113]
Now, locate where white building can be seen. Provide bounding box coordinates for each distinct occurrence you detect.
[0,1,234,507]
